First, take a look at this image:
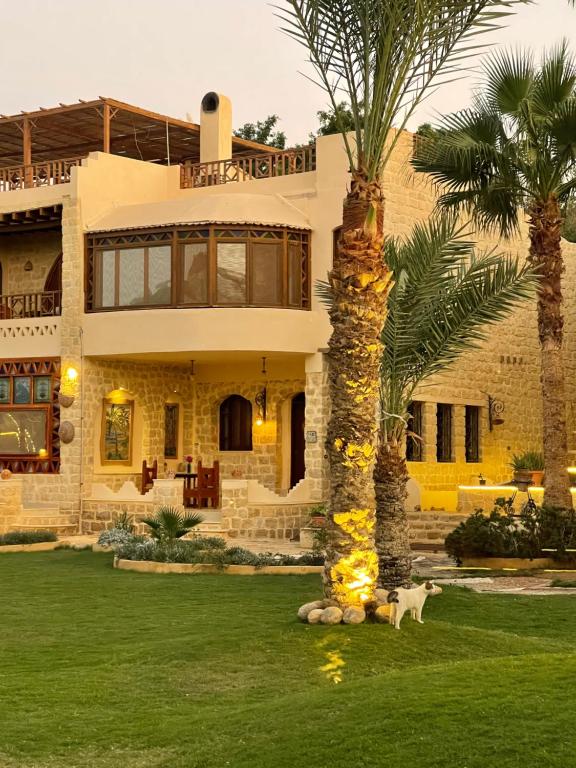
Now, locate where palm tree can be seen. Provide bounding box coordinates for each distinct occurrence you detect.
[373,216,537,588]
[278,0,529,608]
[413,44,576,509]
[143,506,204,543]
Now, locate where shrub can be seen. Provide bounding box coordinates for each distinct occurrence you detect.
[97,528,142,549]
[114,537,323,567]
[0,530,58,546]
[445,505,576,564]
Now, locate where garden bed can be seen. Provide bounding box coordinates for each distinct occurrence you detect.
[114,558,322,575]
[0,541,62,554]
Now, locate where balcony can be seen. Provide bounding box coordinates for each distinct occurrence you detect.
[0,158,85,193]
[180,145,316,189]
[0,291,62,319]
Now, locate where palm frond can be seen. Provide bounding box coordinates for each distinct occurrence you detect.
[413,42,576,234]
[277,0,530,179]
[380,215,537,442]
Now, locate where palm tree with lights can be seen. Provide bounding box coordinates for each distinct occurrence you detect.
[278,0,530,609]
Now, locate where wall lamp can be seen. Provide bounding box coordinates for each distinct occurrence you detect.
[488,395,505,431]
[255,356,267,426]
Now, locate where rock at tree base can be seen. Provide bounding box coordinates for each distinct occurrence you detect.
[319,606,343,624]
[342,606,366,624]
[375,605,393,624]
[307,609,324,624]
[298,600,326,621]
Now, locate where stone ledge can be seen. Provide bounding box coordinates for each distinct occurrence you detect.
[115,558,322,575]
[0,541,60,554]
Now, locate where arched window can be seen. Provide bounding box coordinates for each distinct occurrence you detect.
[219,395,253,451]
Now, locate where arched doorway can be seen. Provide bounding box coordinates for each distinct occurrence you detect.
[290,392,306,488]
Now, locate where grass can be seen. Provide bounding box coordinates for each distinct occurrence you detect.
[2,551,576,767]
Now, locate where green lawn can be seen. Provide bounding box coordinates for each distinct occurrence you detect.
[1,551,575,768]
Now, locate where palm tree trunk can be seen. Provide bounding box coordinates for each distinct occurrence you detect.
[323,172,392,608]
[374,438,412,589]
[528,197,572,509]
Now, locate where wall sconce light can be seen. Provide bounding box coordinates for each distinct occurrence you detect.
[488,395,505,431]
[255,387,267,427]
[24,260,33,272]
[255,356,268,426]
[58,366,79,407]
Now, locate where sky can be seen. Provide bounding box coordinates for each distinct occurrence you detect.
[1,0,575,145]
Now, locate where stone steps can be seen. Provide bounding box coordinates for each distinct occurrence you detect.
[11,511,79,535]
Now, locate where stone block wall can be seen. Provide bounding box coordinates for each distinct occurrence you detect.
[193,377,305,491]
[220,480,314,540]
[0,478,24,533]
[0,230,61,295]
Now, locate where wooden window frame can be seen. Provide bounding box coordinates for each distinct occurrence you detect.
[465,405,481,463]
[0,358,60,474]
[436,403,453,463]
[94,242,173,310]
[164,403,180,459]
[219,395,253,452]
[406,401,423,462]
[85,225,310,312]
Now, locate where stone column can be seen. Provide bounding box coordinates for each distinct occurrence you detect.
[0,478,24,533]
[422,401,437,464]
[220,479,249,539]
[304,353,329,502]
[151,479,184,510]
[453,405,466,464]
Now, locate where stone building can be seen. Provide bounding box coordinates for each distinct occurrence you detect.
[0,93,575,540]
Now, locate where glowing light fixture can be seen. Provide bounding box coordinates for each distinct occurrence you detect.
[66,367,78,382]
[255,356,267,426]
[38,448,47,458]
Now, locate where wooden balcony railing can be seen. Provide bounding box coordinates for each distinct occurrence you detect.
[0,291,62,319]
[180,145,316,189]
[0,157,84,192]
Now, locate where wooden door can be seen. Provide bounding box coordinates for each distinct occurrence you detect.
[290,392,306,489]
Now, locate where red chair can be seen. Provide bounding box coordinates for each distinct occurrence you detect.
[141,459,157,494]
[184,460,220,508]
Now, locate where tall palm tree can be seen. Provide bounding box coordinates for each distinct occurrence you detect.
[278,0,528,608]
[413,44,576,509]
[373,216,537,588]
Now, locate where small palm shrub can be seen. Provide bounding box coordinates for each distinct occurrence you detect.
[142,506,204,543]
[0,530,58,545]
[510,452,545,472]
[110,509,135,533]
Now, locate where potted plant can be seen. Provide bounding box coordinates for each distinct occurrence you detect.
[308,504,327,528]
[510,451,545,489]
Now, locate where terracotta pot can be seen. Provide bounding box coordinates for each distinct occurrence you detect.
[0,469,12,480]
[531,471,544,486]
[513,470,533,490]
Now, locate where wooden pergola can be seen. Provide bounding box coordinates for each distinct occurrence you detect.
[0,97,272,169]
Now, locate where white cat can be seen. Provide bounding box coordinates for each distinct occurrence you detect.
[386,581,442,630]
